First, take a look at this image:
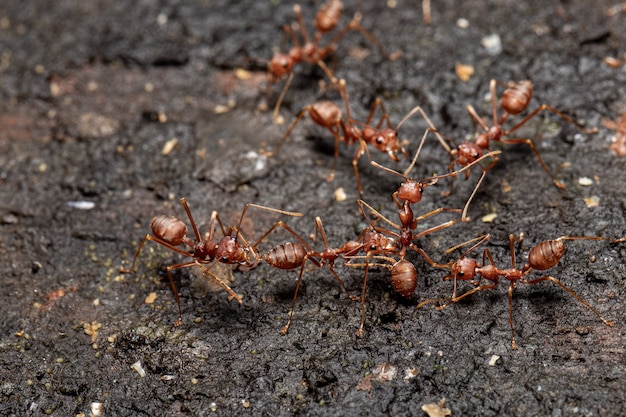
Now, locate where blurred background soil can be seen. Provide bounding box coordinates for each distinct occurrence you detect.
[0,1,625,416]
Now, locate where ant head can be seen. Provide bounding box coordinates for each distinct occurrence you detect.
[456,142,483,166]
[397,179,428,204]
[365,128,403,157]
[268,53,294,80]
[451,257,477,281]
[362,231,398,253]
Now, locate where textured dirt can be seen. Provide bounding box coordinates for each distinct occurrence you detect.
[1,1,625,416]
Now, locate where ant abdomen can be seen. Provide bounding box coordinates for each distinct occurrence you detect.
[501,80,532,115]
[390,259,417,298]
[528,240,565,271]
[264,242,308,270]
[316,0,342,33]
[151,215,187,246]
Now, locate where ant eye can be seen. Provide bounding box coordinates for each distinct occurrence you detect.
[473,152,479,158]
[458,272,464,277]
[370,245,377,251]
[375,137,384,144]
[221,257,228,263]
[419,188,423,193]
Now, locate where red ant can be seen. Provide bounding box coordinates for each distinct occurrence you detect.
[120,198,302,326]
[340,146,499,335]
[416,233,618,349]
[249,216,399,334]
[264,79,451,197]
[265,0,394,123]
[444,79,598,220]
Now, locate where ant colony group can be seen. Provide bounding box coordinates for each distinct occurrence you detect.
[121,1,623,350]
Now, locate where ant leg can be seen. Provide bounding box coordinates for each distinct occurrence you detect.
[252,220,314,253]
[180,198,202,243]
[521,275,615,327]
[505,104,598,136]
[346,254,398,337]
[280,255,315,335]
[265,101,310,156]
[292,5,312,45]
[272,72,295,124]
[352,140,372,197]
[314,217,358,300]
[396,106,451,155]
[434,283,498,310]
[163,261,199,327]
[120,234,194,274]
[315,59,339,86]
[357,198,402,231]
[195,261,243,304]
[412,209,462,240]
[364,98,392,129]
[466,104,490,133]
[409,244,450,269]
[500,137,566,189]
[507,283,518,350]
[422,0,432,24]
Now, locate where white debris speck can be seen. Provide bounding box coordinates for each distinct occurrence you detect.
[131,360,146,377]
[245,151,267,171]
[67,201,95,210]
[584,196,600,208]
[90,402,105,417]
[157,13,168,26]
[578,177,593,186]
[422,398,451,417]
[334,187,347,201]
[161,138,178,155]
[373,362,397,382]
[481,213,497,223]
[488,355,500,366]
[403,367,418,382]
[482,33,502,55]
[456,18,469,28]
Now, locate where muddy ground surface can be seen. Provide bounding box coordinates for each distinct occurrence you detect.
[1,0,626,416]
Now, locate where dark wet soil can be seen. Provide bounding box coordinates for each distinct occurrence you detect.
[1,1,626,416]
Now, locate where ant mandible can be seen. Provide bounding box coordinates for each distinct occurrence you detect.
[416,233,617,350]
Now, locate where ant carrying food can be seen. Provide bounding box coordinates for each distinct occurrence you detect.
[265,0,395,123]
[444,79,598,219]
[416,233,618,349]
[120,198,302,326]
